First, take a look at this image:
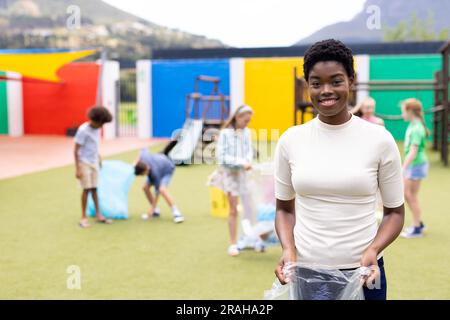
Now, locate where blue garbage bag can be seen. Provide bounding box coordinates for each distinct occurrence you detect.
[86,160,135,219]
[256,204,276,222]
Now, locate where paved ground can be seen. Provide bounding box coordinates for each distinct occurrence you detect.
[0,135,167,180]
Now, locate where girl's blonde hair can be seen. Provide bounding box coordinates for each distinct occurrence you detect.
[351,96,375,117]
[222,105,253,129]
[402,98,430,137]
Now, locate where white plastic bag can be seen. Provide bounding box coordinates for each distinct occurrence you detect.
[264,263,370,300]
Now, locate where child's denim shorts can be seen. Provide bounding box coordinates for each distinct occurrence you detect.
[159,173,174,187]
[405,161,429,180]
[146,173,174,188]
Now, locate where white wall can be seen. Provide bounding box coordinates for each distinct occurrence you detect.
[137,60,152,138]
[229,58,245,114]
[355,55,370,104]
[6,72,23,137]
[100,60,120,139]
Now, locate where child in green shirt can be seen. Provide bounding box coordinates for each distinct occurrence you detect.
[400,98,429,238]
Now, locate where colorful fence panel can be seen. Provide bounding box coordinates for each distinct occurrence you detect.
[369,54,441,140]
[151,59,230,138]
[23,62,100,135]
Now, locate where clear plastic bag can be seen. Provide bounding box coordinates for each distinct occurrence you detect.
[264,263,371,300]
[264,278,292,300]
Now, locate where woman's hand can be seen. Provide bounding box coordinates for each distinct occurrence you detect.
[275,249,297,285]
[360,247,380,288]
[243,163,252,171]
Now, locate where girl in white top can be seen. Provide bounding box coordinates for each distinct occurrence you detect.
[274,40,405,300]
[215,105,254,256]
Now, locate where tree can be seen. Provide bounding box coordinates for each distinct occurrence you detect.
[383,11,449,42]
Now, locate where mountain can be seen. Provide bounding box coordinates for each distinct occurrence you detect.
[295,0,450,45]
[0,0,143,24]
[0,0,225,67]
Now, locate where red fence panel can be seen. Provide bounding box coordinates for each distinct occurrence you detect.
[23,62,100,135]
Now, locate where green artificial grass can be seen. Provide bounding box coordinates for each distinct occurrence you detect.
[0,143,449,299]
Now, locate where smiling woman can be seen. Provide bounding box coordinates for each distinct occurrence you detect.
[302,40,355,123]
[273,39,405,300]
[308,61,351,120]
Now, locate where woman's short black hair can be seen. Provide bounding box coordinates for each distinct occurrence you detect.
[303,39,355,81]
[87,106,113,124]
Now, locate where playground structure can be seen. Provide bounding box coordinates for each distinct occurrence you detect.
[294,40,450,166]
[436,41,450,166]
[168,75,230,164]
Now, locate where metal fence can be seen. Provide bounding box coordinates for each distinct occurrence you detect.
[116,69,137,137]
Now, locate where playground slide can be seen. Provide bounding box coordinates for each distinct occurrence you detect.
[168,119,203,164]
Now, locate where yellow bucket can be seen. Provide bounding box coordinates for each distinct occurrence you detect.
[208,187,229,218]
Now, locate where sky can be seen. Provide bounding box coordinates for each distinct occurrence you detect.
[103,0,367,47]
